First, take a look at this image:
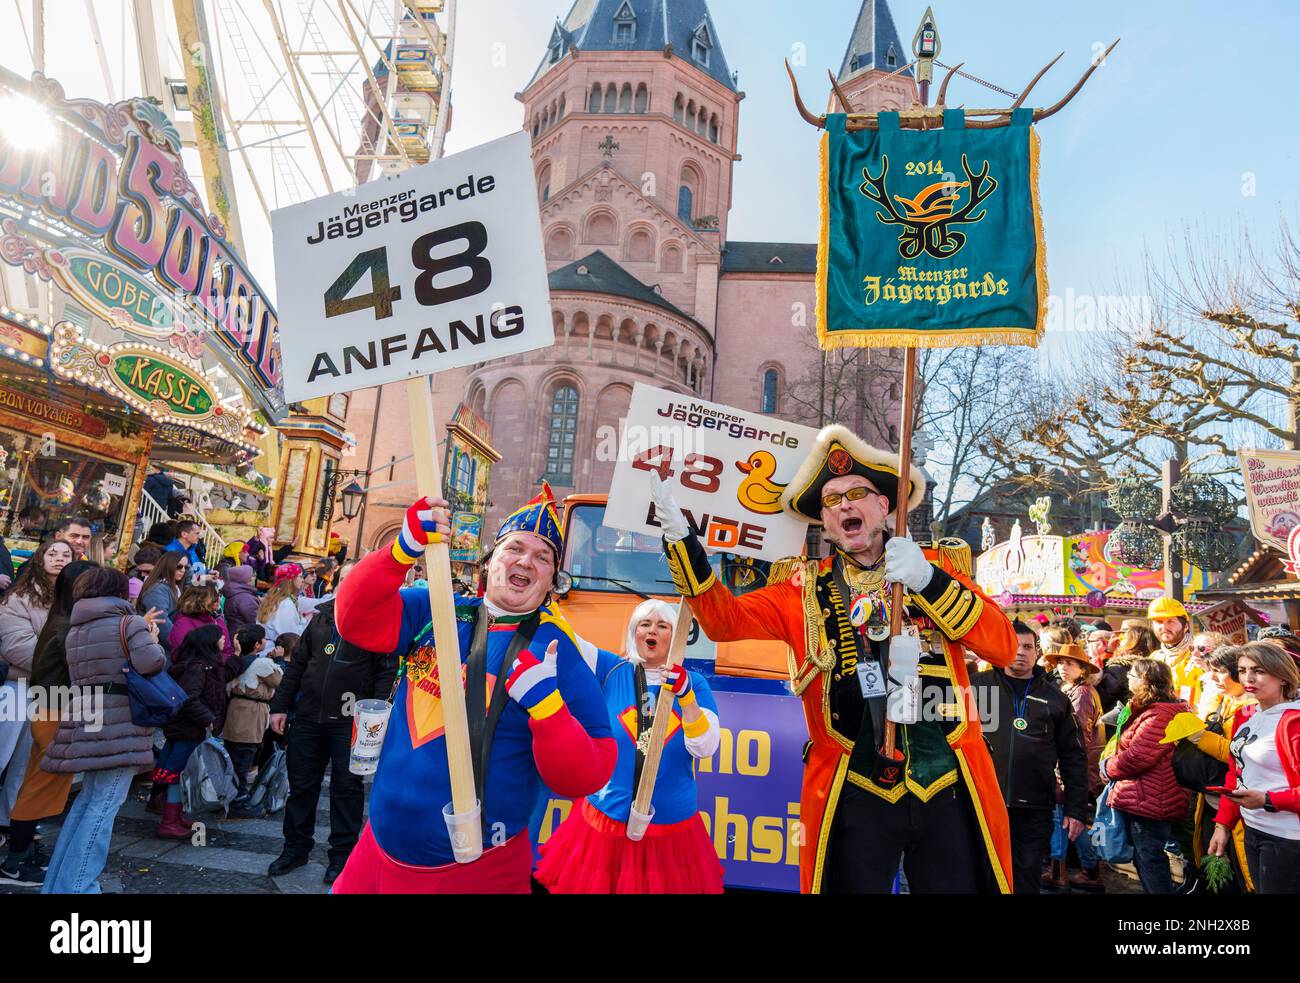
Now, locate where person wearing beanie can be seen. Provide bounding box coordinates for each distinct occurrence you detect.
[330,483,616,893]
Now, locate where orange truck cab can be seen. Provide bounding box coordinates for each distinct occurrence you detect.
[538,494,808,891]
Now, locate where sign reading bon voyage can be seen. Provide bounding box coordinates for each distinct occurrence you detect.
[271,131,551,401]
[604,384,818,563]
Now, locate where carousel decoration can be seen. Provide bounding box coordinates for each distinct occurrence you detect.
[1168,473,1238,572]
[1108,476,1163,569]
[1028,495,1052,536]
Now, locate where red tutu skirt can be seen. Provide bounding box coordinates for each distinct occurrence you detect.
[535,799,724,894]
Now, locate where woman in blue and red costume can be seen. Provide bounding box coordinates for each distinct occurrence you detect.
[331,484,617,893]
[536,599,724,893]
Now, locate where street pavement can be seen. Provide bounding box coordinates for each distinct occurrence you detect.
[1,774,357,895]
[4,772,1157,894]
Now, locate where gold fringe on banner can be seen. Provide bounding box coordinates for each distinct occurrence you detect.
[815,123,1049,352]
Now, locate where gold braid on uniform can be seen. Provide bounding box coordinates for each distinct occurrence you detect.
[911,564,984,640]
[766,556,802,587]
[936,538,973,578]
[663,534,716,598]
[791,560,829,696]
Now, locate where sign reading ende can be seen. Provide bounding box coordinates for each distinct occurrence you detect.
[271,131,552,401]
[604,384,818,563]
[1239,448,1300,552]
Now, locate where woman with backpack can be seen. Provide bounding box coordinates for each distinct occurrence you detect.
[168,584,232,660]
[39,568,168,894]
[223,625,283,818]
[1209,641,1300,894]
[153,625,240,839]
[1099,659,1192,894]
[0,560,97,888]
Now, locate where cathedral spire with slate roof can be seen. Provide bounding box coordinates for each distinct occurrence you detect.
[839,0,913,82]
[832,0,919,114]
[528,0,736,91]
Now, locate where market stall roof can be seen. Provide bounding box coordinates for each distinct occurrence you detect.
[990,592,1216,615]
[0,310,264,465]
[1195,546,1299,604]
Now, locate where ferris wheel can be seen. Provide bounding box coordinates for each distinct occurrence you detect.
[208,0,460,215]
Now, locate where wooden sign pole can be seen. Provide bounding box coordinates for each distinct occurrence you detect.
[882,346,918,760]
[405,374,481,862]
[630,600,694,824]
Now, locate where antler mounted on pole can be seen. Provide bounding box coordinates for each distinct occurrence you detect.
[786,39,1119,131]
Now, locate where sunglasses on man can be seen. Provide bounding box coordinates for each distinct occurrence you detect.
[822,485,882,509]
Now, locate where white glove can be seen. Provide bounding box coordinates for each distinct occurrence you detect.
[884,536,933,592]
[886,634,922,725]
[650,472,690,543]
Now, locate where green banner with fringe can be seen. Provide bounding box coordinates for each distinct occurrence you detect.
[817,108,1046,350]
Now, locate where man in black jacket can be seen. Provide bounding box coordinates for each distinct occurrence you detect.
[970,620,1089,894]
[266,598,397,884]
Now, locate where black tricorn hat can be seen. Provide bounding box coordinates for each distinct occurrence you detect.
[780,424,926,522]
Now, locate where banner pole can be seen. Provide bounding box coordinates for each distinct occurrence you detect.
[883,346,918,759]
[405,373,482,862]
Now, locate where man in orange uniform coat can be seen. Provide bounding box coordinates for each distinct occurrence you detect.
[653,425,1016,893]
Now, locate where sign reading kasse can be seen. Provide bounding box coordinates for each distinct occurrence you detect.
[605,384,818,563]
[271,131,552,401]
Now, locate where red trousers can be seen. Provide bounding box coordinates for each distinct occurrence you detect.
[330,821,533,894]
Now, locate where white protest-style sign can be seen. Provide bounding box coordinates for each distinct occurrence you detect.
[604,384,819,562]
[270,130,552,401]
[101,473,128,497]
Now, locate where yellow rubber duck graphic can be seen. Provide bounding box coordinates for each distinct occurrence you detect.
[735,451,787,515]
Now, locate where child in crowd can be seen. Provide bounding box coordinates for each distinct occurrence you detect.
[223,625,283,818]
[154,625,239,838]
[168,584,232,660]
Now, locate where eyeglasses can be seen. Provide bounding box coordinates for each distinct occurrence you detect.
[822,485,880,509]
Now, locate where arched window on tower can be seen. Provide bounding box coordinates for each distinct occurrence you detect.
[545,386,580,486]
[709,114,719,143]
[762,369,780,414]
[677,185,693,224]
[589,83,603,112]
[673,94,684,123]
[634,83,648,113]
[619,83,632,113]
[558,94,566,119]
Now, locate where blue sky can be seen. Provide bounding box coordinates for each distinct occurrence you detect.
[447,0,1300,362]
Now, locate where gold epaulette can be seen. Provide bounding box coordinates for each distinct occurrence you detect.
[766,556,804,587]
[935,538,973,578]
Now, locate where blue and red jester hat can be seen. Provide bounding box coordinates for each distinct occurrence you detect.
[494,480,564,561]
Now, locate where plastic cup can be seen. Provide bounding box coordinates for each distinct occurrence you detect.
[626,803,655,842]
[348,699,392,775]
[442,800,484,864]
